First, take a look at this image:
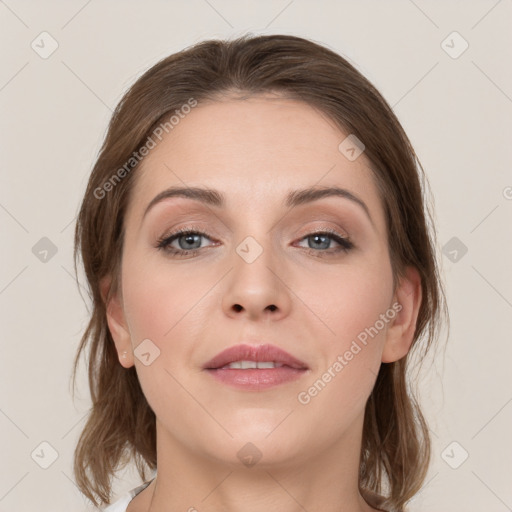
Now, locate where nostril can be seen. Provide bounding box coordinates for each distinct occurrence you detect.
[267,305,277,311]
[233,304,243,312]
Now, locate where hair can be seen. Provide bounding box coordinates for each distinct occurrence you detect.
[71,33,448,511]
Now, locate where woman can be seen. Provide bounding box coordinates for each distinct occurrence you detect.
[71,33,447,512]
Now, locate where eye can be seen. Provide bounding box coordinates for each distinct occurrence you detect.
[155,227,354,258]
[156,228,217,256]
[295,229,354,257]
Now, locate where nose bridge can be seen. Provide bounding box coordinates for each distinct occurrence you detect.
[233,231,278,294]
[231,207,279,272]
[222,227,291,319]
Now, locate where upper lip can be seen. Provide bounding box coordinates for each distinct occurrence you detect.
[203,343,308,370]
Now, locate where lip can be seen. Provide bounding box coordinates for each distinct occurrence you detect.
[204,343,308,370]
[203,343,309,391]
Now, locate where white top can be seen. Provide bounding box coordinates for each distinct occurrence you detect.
[101,477,155,512]
[101,476,388,512]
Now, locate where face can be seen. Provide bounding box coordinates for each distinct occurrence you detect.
[105,94,417,469]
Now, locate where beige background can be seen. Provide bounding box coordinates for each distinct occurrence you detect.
[1,1,511,511]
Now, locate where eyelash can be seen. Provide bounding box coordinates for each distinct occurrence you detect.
[155,227,354,259]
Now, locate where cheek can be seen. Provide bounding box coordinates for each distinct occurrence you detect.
[119,250,215,392]
[298,254,394,348]
[119,257,209,435]
[121,252,206,343]
[294,255,394,410]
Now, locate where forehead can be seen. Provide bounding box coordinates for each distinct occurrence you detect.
[125,95,384,229]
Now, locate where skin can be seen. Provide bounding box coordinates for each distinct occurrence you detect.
[101,94,422,512]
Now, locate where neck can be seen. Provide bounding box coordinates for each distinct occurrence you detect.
[145,415,378,512]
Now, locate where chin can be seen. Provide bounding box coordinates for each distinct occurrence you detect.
[202,424,307,469]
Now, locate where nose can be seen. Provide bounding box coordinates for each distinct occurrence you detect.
[221,236,292,322]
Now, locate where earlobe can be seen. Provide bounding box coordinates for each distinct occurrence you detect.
[381,266,422,363]
[99,275,134,368]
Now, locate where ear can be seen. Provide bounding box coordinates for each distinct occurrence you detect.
[100,275,134,368]
[381,266,422,363]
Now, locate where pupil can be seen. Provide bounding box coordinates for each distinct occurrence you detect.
[182,234,200,249]
[311,234,328,250]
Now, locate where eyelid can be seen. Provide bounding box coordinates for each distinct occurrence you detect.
[155,222,350,244]
[295,223,349,238]
[155,226,218,249]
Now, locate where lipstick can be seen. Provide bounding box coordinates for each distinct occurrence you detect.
[203,343,308,390]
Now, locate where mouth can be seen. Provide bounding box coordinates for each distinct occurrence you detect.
[203,343,309,390]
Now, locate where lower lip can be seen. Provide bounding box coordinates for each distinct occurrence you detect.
[205,367,307,390]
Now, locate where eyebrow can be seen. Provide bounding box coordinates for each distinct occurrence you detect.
[142,185,373,225]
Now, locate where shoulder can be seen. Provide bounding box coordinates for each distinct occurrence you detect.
[101,494,131,512]
[101,479,154,512]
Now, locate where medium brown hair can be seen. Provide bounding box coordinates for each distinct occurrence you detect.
[71,33,447,511]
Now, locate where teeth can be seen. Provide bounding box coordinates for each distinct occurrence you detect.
[256,361,277,369]
[222,360,284,369]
